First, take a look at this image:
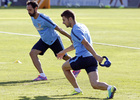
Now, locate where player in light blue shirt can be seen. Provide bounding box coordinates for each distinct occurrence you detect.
[31,13,58,45]
[26,1,81,81]
[71,23,93,57]
[57,10,116,99]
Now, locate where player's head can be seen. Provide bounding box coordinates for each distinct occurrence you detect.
[26,0,38,17]
[61,10,75,28]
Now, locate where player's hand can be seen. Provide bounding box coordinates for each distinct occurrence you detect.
[57,51,65,59]
[96,55,103,63]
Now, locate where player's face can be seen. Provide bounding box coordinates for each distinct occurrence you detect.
[26,5,36,17]
[62,16,71,28]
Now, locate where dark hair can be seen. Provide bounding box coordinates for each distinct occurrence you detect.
[26,0,38,8]
[61,10,75,20]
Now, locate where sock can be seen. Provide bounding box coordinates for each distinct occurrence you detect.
[107,85,112,90]
[40,73,46,77]
[74,88,81,92]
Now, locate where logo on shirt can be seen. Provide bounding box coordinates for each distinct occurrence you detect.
[36,23,43,31]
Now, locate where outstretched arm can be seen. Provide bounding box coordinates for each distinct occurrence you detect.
[57,44,74,59]
[81,38,103,63]
[55,25,72,42]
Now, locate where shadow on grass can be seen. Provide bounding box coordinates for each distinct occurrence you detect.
[18,95,107,100]
[0,78,65,86]
[0,80,49,86]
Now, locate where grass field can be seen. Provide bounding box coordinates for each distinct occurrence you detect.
[0,7,140,100]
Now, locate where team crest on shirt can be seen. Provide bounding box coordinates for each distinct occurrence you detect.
[36,23,43,31]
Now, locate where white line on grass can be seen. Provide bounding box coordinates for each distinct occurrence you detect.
[0,31,39,37]
[0,18,30,20]
[0,62,13,64]
[0,31,140,50]
[93,42,140,50]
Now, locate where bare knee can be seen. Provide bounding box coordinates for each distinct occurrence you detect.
[62,64,66,71]
[29,49,40,57]
[62,60,71,71]
[29,50,35,57]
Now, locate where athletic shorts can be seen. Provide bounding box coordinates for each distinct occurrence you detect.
[32,37,67,56]
[69,56,98,73]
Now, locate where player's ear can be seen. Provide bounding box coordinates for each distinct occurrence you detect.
[69,17,73,21]
[35,7,38,11]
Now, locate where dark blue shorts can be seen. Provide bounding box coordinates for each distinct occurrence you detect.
[69,56,98,73]
[32,37,66,56]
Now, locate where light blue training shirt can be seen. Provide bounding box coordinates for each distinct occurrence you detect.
[71,23,93,57]
[31,13,59,45]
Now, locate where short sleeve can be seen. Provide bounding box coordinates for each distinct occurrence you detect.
[40,14,56,28]
[71,28,84,43]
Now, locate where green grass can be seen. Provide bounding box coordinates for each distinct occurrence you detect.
[0,8,140,100]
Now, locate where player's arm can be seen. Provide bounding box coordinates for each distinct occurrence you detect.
[57,44,74,59]
[55,25,72,42]
[81,38,103,63]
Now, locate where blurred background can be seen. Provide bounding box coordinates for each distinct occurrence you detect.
[0,0,140,8]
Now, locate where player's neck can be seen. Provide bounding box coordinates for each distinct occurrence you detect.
[34,12,39,19]
[71,21,76,28]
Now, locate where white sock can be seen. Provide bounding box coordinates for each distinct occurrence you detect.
[40,73,46,77]
[107,85,112,90]
[74,88,81,92]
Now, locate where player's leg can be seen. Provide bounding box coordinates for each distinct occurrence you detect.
[105,0,113,8]
[63,55,81,78]
[62,60,78,87]
[88,71,108,90]
[84,56,116,98]
[88,71,116,98]
[50,37,81,77]
[120,0,123,5]
[29,49,43,73]
[4,0,8,7]
[106,0,114,8]
[119,0,124,8]
[62,59,82,95]
[110,0,113,4]
[29,38,48,81]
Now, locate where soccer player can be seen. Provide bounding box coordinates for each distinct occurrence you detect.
[26,1,80,81]
[4,0,12,8]
[105,0,124,8]
[57,10,116,99]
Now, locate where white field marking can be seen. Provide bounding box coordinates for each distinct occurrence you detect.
[0,17,140,20]
[0,62,22,64]
[0,31,39,37]
[0,62,13,64]
[93,42,140,50]
[0,18,30,20]
[0,31,140,50]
